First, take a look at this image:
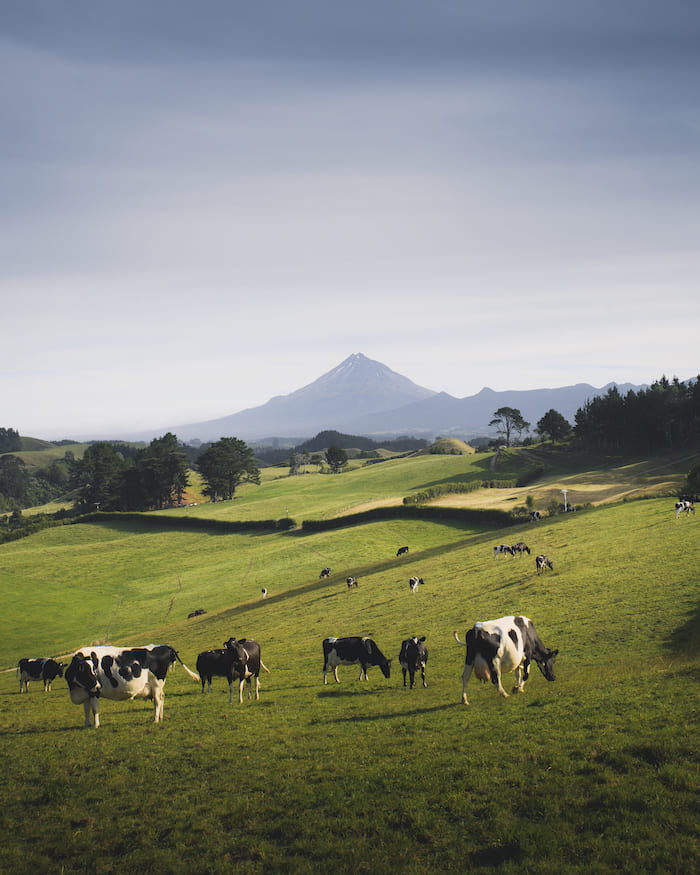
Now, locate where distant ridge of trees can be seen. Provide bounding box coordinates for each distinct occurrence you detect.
[574,376,700,453]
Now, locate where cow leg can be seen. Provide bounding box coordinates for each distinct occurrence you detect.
[228,680,235,705]
[254,676,260,700]
[238,678,245,704]
[333,667,340,683]
[409,669,416,689]
[461,663,474,705]
[402,667,407,686]
[153,687,165,722]
[421,665,427,688]
[491,662,509,698]
[84,698,100,729]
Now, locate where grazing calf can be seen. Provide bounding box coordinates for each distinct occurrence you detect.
[322,636,392,683]
[675,500,695,518]
[396,546,409,557]
[535,554,553,575]
[493,544,514,558]
[223,637,270,703]
[399,637,428,689]
[409,576,424,593]
[187,609,206,619]
[319,567,331,578]
[511,542,531,558]
[529,511,542,522]
[454,616,558,705]
[64,644,199,727]
[346,576,358,589]
[17,657,64,693]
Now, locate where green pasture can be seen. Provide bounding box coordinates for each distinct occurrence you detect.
[0,452,698,873]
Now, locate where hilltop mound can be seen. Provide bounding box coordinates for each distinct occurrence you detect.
[423,438,475,455]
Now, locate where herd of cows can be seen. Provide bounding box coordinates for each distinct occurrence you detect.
[14,498,693,727]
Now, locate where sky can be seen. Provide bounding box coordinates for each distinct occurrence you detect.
[3,1,700,440]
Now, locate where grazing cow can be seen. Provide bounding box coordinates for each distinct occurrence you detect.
[64,644,199,728]
[319,567,331,578]
[196,648,244,701]
[511,542,531,558]
[675,500,695,519]
[223,637,270,703]
[346,576,358,589]
[322,636,392,684]
[396,546,409,557]
[17,657,64,693]
[399,637,428,689]
[535,554,553,575]
[409,576,424,593]
[453,615,558,705]
[493,544,514,558]
[187,609,206,619]
[529,511,542,522]
[261,588,268,599]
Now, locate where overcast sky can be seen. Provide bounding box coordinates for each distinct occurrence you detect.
[3,1,699,440]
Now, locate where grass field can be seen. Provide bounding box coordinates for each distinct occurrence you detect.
[1,449,698,873]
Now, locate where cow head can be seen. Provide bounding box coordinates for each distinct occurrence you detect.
[534,648,558,682]
[379,658,392,679]
[65,653,101,696]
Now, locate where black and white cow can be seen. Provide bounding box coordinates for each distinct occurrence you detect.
[396,546,409,557]
[17,657,64,693]
[453,616,558,705]
[196,648,244,701]
[322,636,392,684]
[493,544,514,558]
[223,637,270,702]
[409,576,424,593]
[511,542,531,558]
[64,644,199,727]
[535,554,553,575]
[529,511,542,522]
[261,588,268,599]
[346,576,358,589]
[675,500,695,519]
[399,637,428,689]
[319,567,331,578]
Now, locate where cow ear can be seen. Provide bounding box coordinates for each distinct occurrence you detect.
[551,649,559,657]
[419,636,426,643]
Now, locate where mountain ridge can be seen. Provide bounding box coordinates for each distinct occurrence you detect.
[71,353,645,443]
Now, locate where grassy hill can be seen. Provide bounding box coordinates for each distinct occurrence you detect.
[1,448,698,872]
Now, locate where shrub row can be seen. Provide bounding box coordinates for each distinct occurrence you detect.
[302,504,512,532]
[403,480,518,504]
[76,512,285,533]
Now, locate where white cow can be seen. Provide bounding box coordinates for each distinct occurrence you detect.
[453,615,558,705]
[64,644,198,728]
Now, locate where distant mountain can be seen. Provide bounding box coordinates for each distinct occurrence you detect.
[164,353,438,443]
[99,353,645,444]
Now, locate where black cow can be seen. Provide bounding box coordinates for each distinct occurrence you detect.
[453,615,558,705]
[187,609,206,619]
[511,542,531,558]
[196,648,244,702]
[399,637,428,689]
[223,637,270,703]
[322,636,392,684]
[396,546,409,557]
[346,576,358,588]
[319,567,331,578]
[535,554,553,575]
[17,657,64,693]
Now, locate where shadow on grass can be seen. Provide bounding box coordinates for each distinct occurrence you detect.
[665,600,700,658]
[315,699,460,722]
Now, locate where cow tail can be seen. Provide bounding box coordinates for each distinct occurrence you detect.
[175,655,201,682]
[260,660,271,674]
[453,631,467,647]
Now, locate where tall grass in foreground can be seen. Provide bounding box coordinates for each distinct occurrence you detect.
[0,486,698,871]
